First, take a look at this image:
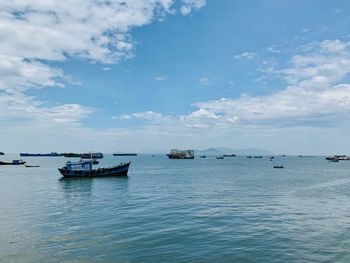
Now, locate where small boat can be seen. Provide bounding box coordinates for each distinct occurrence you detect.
[216,156,224,159]
[0,152,4,155]
[273,165,284,169]
[113,153,138,156]
[58,160,130,178]
[25,164,40,168]
[246,156,252,158]
[0,160,26,165]
[199,155,207,158]
[254,156,262,158]
[223,154,236,157]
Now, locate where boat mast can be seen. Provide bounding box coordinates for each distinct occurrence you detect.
[90,151,93,171]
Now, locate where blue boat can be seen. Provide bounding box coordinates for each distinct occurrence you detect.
[58,160,130,178]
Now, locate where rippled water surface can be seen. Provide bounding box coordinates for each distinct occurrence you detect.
[1,154,350,262]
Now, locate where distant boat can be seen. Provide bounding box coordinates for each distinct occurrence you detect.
[113,153,138,156]
[326,155,350,161]
[167,149,194,159]
[0,160,26,165]
[25,164,40,168]
[0,152,4,155]
[273,165,284,169]
[20,152,62,157]
[223,154,236,157]
[216,156,224,159]
[199,155,207,158]
[334,155,350,160]
[246,156,252,158]
[63,152,104,159]
[253,156,262,158]
[58,160,130,178]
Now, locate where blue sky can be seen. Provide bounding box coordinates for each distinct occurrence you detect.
[1,0,350,154]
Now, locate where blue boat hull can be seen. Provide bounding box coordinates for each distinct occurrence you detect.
[58,162,130,178]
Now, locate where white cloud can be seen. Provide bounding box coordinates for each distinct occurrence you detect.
[190,39,350,127]
[180,0,206,15]
[266,46,281,54]
[199,77,210,86]
[0,0,206,138]
[121,39,350,133]
[234,52,257,60]
[116,111,165,121]
[154,75,168,81]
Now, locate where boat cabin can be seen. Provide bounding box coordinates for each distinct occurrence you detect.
[65,161,92,171]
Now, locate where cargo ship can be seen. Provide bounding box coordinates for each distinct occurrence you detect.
[167,149,194,159]
[20,152,62,157]
[63,152,104,159]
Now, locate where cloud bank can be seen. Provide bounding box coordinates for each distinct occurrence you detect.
[0,0,206,130]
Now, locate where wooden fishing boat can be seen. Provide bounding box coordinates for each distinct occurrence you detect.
[58,160,130,178]
[0,160,26,165]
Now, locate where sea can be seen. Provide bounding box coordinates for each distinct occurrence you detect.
[1,154,350,262]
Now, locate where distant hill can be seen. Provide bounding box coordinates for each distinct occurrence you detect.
[195,147,272,156]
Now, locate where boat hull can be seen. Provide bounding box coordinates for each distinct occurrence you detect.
[167,154,194,159]
[58,162,130,178]
[0,161,26,165]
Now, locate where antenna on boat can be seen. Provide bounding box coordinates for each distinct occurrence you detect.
[90,150,93,171]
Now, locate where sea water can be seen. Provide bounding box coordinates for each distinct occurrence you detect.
[1,154,350,262]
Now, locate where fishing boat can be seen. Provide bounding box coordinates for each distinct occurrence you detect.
[0,160,26,165]
[167,149,194,159]
[216,156,224,159]
[25,164,40,168]
[58,160,130,178]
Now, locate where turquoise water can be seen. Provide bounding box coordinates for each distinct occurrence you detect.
[1,154,350,262]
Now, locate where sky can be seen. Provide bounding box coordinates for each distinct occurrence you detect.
[1,0,350,154]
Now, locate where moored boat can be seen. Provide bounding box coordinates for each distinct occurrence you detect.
[0,160,26,165]
[113,153,138,156]
[223,154,236,157]
[20,152,62,157]
[167,149,194,159]
[58,160,130,178]
[325,155,350,161]
[25,164,40,168]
